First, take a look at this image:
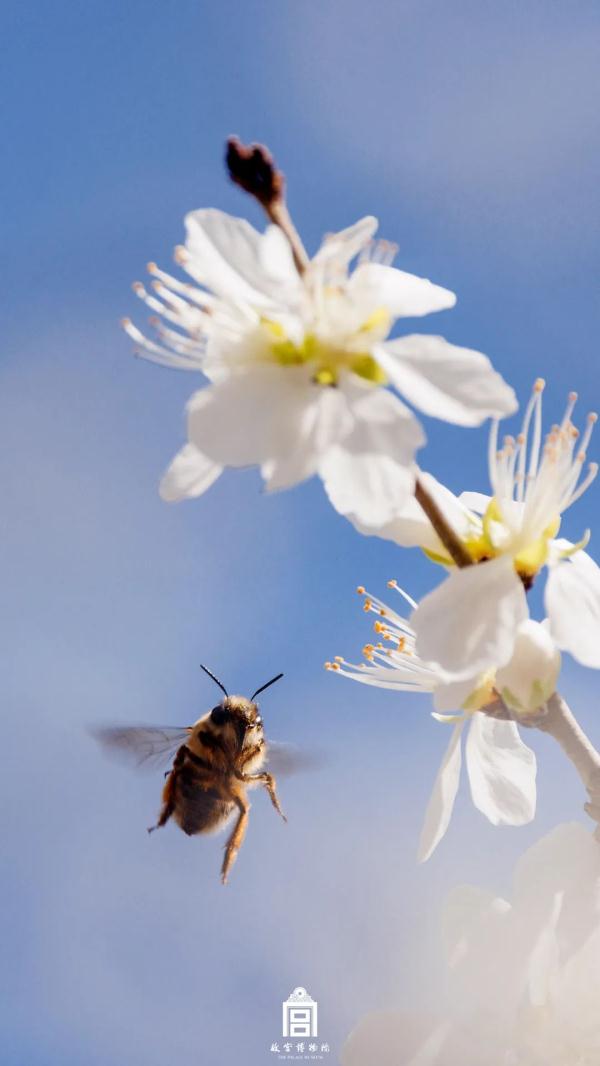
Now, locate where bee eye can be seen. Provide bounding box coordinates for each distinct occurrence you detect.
[210,706,229,726]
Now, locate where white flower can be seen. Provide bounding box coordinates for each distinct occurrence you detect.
[342,823,600,1066]
[124,208,516,522]
[326,583,546,860]
[360,381,599,678]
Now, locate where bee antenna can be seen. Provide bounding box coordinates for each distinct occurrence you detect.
[250,673,284,702]
[200,663,228,698]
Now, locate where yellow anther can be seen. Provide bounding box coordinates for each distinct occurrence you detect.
[374,621,384,633]
[379,608,386,617]
[314,367,337,387]
[398,637,406,651]
[356,586,366,595]
[147,261,158,273]
[589,413,598,424]
[121,317,131,328]
[363,600,372,612]
[334,656,343,663]
[362,644,374,656]
[534,378,545,392]
[324,661,332,670]
[132,281,144,293]
[330,662,340,671]
[387,579,397,588]
[569,391,578,403]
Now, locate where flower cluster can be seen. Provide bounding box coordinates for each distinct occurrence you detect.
[328,379,600,857]
[125,140,600,867]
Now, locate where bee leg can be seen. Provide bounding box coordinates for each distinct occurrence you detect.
[148,758,181,834]
[221,794,250,886]
[248,772,287,823]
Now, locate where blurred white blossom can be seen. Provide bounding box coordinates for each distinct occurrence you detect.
[342,823,600,1066]
[125,208,515,523]
[326,583,552,859]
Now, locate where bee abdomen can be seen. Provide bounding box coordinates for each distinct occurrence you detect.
[173,763,234,836]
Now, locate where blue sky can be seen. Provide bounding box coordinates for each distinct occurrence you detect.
[2,2,600,1063]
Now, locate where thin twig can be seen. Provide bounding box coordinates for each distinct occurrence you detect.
[266,199,309,276]
[529,692,600,838]
[414,475,473,569]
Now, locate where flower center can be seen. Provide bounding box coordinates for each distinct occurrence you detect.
[260,316,388,387]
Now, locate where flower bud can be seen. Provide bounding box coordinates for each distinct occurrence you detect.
[496,619,561,715]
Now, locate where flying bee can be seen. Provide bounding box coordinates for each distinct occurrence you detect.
[93,665,294,884]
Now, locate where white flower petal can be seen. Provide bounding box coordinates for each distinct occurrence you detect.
[546,550,600,668]
[496,619,561,714]
[187,367,319,468]
[261,385,354,491]
[433,676,485,713]
[159,443,223,502]
[349,261,456,318]
[412,556,528,677]
[183,208,299,308]
[459,491,492,514]
[465,715,537,827]
[377,472,476,551]
[376,335,517,426]
[418,721,464,863]
[319,389,423,528]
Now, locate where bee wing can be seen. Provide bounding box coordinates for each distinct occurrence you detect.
[264,741,325,778]
[91,725,192,771]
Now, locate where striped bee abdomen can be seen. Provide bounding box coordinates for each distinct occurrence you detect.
[173,755,235,836]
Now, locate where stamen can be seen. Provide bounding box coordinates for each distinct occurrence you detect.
[569,462,599,506]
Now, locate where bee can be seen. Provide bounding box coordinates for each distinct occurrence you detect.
[93,665,291,884]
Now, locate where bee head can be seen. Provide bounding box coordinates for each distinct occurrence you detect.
[200,665,283,751]
[210,696,263,749]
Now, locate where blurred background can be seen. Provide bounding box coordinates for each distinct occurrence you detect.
[2,1,600,1062]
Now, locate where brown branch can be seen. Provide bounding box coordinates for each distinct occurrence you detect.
[414,475,473,569]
